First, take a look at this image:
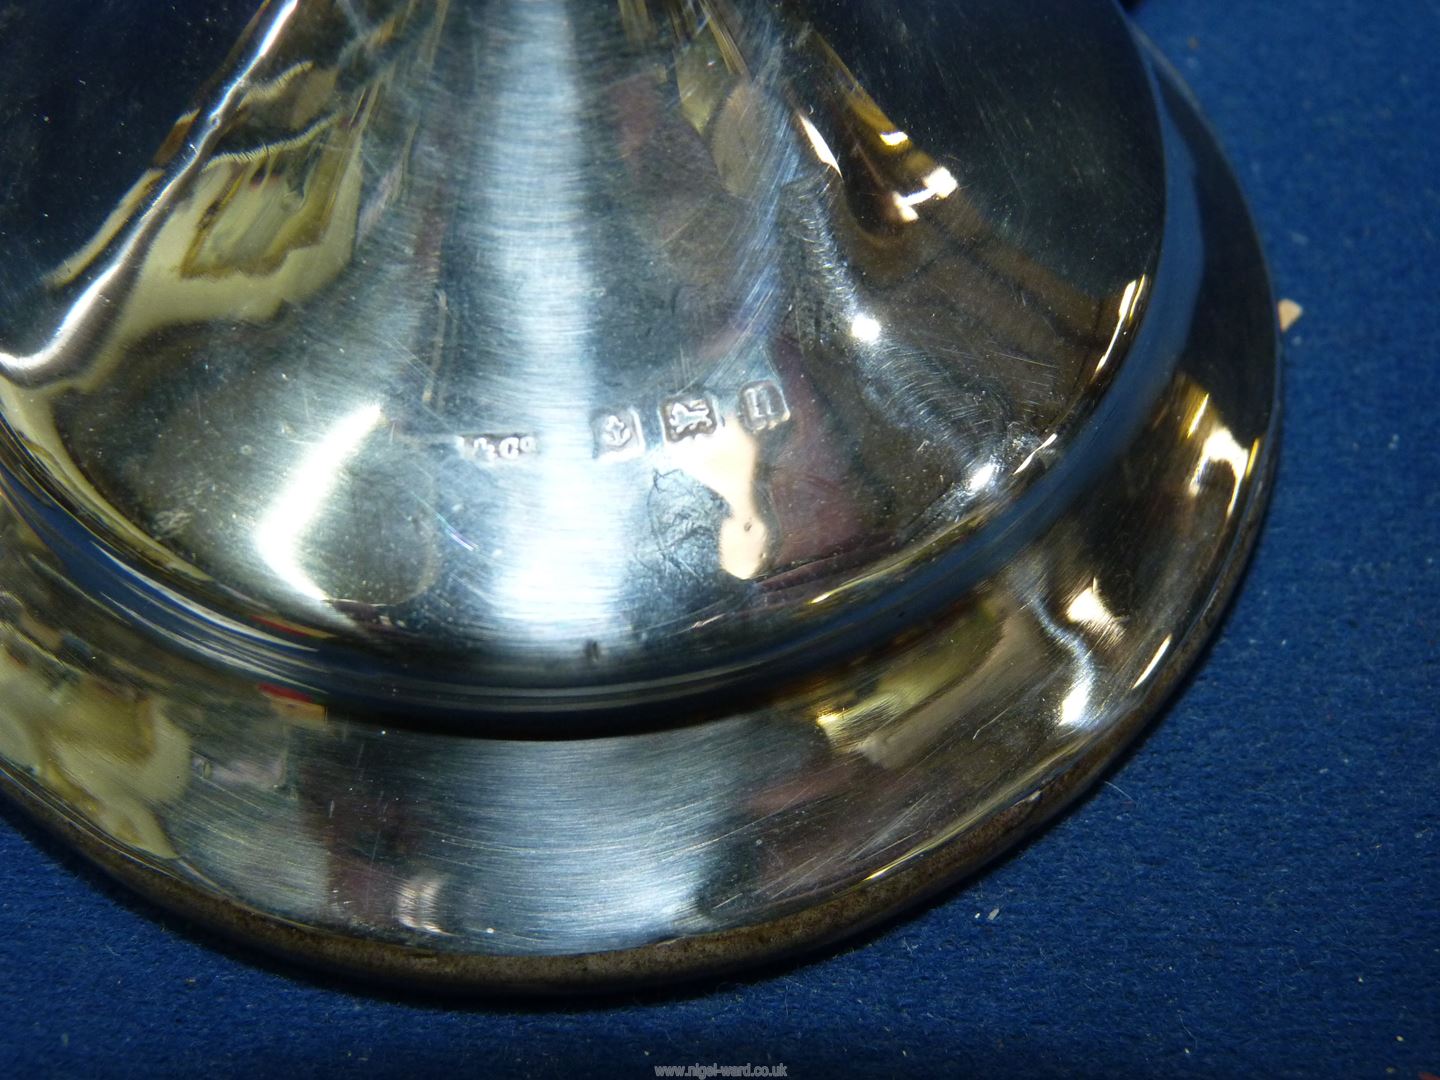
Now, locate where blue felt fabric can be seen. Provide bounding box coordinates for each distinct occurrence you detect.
[1,2,1436,1076]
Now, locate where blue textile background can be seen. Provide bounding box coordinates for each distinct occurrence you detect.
[1,1,1435,1076]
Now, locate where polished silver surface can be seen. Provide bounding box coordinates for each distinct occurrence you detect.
[0,0,1277,989]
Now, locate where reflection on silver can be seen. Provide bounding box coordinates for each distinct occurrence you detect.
[256,404,386,605]
[0,0,1277,989]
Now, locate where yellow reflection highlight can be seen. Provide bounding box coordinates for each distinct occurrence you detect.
[1132,635,1173,689]
[1059,676,1094,728]
[1184,388,1261,517]
[922,166,959,199]
[850,313,882,343]
[798,115,842,175]
[0,0,305,381]
[892,165,960,221]
[256,403,384,601]
[891,195,920,223]
[1013,432,1058,476]
[1191,427,1260,517]
[1065,579,1117,634]
[253,0,301,63]
[666,419,769,580]
[879,130,910,147]
[965,461,999,494]
[1187,394,1211,437]
[0,647,191,859]
[1094,276,1146,376]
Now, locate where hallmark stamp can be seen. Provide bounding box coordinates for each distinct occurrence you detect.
[457,433,538,462]
[592,407,644,459]
[738,380,791,433]
[661,394,719,442]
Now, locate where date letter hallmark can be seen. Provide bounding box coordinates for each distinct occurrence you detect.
[739,380,791,433]
[592,407,645,460]
[661,395,719,442]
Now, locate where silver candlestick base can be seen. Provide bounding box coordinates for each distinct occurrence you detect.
[0,0,1277,991]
